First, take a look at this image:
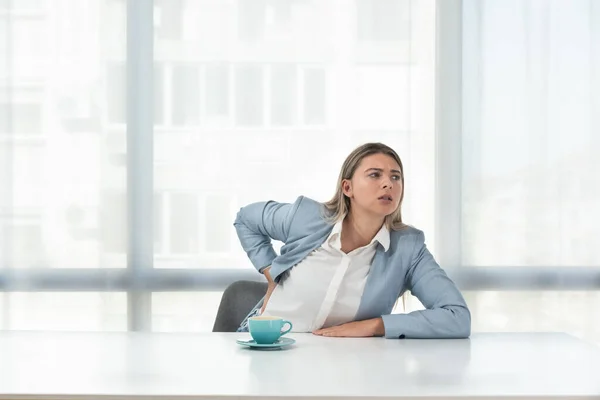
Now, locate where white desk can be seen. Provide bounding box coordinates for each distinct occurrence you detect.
[0,332,598,400]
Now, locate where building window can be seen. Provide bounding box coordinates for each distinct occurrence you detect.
[154,0,183,40]
[172,65,200,126]
[101,191,126,254]
[204,194,231,253]
[0,0,43,11]
[154,63,165,125]
[152,63,326,129]
[154,192,163,253]
[234,65,264,126]
[205,65,229,119]
[237,0,293,41]
[56,87,100,133]
[270,64,297,126]
[107,63,126,124]
[0,18,6,61]
[1,221,44,268]
[356,0,410,42]
[155,192,199,255]
[303,68,326,125]
[0,103,43,135]
[170,192,198,254]
[237,0,267,41]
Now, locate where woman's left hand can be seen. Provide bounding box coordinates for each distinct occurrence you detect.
[313,317,385,337]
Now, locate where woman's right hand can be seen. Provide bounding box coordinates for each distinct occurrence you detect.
[260,266,277,314]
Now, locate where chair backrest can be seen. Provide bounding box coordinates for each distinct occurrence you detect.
[212,280,268,332]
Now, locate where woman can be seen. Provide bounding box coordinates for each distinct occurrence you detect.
[233,143,470,339]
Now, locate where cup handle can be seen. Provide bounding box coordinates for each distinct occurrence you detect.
[280,320,293,336]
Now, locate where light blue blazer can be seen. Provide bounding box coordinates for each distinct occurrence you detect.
[233,196,471,339]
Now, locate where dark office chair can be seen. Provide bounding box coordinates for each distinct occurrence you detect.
[212,280,268,332]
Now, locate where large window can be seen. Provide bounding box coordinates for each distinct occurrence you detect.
[432,0,600,344]
[461,0,600,267]
[0,0,128,329]
[0,0,598,345]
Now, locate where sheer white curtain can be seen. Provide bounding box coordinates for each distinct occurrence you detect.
[0,0,127,330]
[459,0,600,344]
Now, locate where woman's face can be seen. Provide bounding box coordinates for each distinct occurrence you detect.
[342,153,403,219]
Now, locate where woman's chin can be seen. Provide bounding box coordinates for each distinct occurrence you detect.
[369,208,395,218]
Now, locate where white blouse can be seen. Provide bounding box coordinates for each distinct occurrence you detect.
[261,219,390,332]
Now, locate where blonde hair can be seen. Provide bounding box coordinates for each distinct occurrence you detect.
[322,143,406,231]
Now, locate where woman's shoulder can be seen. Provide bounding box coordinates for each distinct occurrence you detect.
[291,195,330,221]
[293,195,323,209]
[392,224,424,237]
[285,195,333,238]
[389,224,426,249]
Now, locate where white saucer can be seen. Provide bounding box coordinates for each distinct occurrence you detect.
[236,337,296,349]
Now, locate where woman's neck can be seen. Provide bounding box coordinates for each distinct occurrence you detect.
[341,210,384,252]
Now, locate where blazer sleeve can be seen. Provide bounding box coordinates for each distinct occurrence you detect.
[233,198,301,273]
[381,231,471,339]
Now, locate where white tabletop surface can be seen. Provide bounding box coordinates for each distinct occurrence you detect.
[0,331,598,400]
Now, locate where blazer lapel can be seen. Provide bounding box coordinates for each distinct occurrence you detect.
[355,245,389,320]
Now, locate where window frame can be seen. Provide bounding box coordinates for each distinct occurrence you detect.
[0,0,598,333]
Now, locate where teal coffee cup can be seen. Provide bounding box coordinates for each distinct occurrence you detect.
[248,316,293,344]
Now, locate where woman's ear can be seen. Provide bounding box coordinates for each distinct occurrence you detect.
[342,179,353,198]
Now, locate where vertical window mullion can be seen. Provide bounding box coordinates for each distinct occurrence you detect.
[126,0,154,332]
[435,0,463,270]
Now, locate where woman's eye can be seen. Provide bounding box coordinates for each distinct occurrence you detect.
[392,175,401,181]
[369,172,380,178]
